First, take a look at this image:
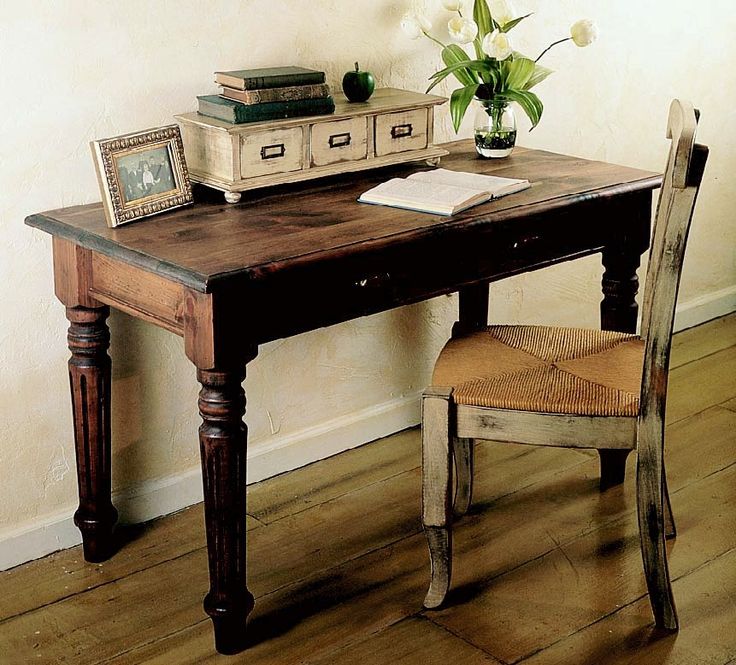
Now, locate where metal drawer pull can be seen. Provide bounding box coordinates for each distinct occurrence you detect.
[391,123,413,139]
[260,143,286,160]
[355,272,391,288]
[329,132,352,148]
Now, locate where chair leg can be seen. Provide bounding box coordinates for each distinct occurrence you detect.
[598,449,632,490]
[453,437,474,518]
[636,427,678,630]
[424,526,452,610]
[663,463,676,539]
[422,388,454,610]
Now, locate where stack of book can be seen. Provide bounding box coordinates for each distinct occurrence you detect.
[197,66,335,124]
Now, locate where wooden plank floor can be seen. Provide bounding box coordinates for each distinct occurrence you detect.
[1,314,734,665]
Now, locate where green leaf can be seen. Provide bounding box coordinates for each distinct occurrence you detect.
[442,44,477,87]
[500,13,533,33]
[504,57,536,90]
[503,89,543,129]
[427,61,481,94]
[473,0,493,40]
[524,63,553,90]
[450,84,480,133]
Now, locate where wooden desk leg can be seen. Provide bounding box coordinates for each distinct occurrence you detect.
[197,366,254,655]
[599,210,648,489]
[601,245,641,334]
[66,305,118,562]
[452,282,489,338]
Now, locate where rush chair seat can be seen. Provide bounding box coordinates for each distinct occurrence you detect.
[421,99,708,631]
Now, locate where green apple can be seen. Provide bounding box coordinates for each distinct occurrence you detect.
[342,62,375,103]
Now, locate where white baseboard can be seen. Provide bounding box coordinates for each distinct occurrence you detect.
[246,391,421,484]
[0,392,421,571]
[0,510,81,572]
[674,284,736,331]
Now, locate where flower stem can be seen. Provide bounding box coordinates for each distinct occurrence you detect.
[423,31,447,49]
[535,37,571,62]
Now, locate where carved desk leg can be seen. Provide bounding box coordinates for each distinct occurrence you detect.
[184,289,257,655]
[599,196,650,489]
[601,244,642,334]
[197,365,254,654]
[66,305,118,562]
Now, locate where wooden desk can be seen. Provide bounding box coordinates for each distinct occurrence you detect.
[25,141,660,654]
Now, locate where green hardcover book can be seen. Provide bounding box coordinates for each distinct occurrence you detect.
[214,66,326,91]
[196,95,335,124]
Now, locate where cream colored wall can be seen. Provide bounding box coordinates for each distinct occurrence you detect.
[1,0,733,568]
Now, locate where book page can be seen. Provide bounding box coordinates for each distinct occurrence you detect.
[359,178,488,215]
[408,168,529,198]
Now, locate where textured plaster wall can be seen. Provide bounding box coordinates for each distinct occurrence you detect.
[1,1,733,550]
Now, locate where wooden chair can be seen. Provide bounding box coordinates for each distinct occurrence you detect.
[421,100,708,630]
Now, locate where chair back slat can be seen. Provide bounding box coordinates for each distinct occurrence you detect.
[639,100,708,421]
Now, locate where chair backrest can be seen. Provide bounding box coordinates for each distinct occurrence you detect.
[639,100,708,422]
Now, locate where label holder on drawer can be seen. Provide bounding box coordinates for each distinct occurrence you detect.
[328,132,352,149]
[260,143,286,160]
[391,124,413,139]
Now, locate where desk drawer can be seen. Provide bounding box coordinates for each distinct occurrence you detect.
[248,203,613,345]
[311,117,368,166]
[375,108,428,156]
[240,127,304,178]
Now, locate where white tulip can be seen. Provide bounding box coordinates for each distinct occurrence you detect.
[441,0,463,10]
[482,29,513,60]
[570,19,598,47]
[448,16,478,44]
[400,12,432,40]
[489,0,516,27]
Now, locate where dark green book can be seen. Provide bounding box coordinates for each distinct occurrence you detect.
[214,66,326,91]
[197,95,335,124]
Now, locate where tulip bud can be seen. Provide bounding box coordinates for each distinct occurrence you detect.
[570,19,598,47]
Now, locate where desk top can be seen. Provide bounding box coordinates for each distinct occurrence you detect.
[26,141,660,293]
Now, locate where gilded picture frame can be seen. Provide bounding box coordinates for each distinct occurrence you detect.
[90,125,193,228]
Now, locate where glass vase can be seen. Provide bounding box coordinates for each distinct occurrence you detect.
[473,97,516,159]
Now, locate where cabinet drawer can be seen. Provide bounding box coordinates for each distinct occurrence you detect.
[310,117,368,167]
[375,108,428,156]
[240,127,304,178]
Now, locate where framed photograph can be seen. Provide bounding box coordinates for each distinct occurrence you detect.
[91,125,193,228]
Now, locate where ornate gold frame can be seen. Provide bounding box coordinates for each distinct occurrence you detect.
[91,125,193,228]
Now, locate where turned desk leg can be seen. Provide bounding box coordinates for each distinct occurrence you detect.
[599,237,644,488]
[66,305,118,562]
[197,367,253,655]
[601,244,642,334]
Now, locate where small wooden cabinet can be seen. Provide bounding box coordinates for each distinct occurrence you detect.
[176,88,448,202]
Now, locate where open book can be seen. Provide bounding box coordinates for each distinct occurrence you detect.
[358,168,530,216]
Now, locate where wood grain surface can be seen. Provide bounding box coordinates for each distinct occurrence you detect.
[26,142,660,293]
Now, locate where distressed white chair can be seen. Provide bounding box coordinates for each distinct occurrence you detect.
[421,100,708,630]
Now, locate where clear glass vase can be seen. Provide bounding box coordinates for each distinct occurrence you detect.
[473,97,516,159]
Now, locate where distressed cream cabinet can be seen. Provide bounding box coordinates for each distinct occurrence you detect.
[176,88,448,202]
